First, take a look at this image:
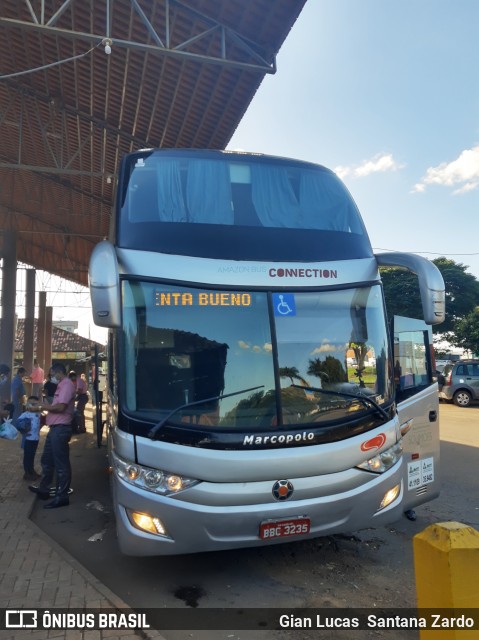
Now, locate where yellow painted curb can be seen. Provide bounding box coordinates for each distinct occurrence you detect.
[414,522,479,638]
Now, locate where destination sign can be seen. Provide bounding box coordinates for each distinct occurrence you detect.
[155,292,252,307]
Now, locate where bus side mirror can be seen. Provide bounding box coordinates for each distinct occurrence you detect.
[89,240,121,328]
[375,252,445,325]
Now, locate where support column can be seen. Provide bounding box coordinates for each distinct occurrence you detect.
[24,269,36,395]
[44,306,53,372]
[37,292,47,370]
[0,231,17,372]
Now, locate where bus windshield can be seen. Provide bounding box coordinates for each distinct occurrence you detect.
[122,150,364,231]
[116,150,372,262]
[121,281,393,430]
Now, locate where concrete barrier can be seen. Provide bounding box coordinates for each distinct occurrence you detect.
[414,521,479,638]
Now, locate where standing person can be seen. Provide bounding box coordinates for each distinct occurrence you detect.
[90,364,97,406]
[30,359,45,398]
[17,395,42,480]
[28,363,75,509]
[43,373,57,404]
[0,363,11,410]
[68,371,89,433]
[11,367,26,422]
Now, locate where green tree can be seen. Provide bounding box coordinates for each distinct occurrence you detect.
[381,257,479,333]
[279,366,308,386]
[307,356,347,385]
[451,309,479,356]
[349,341,368,387]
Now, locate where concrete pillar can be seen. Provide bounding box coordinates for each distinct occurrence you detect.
[414,521,479,638]
[36,291,47,370]
[44,306,53,372]
[24,269,36,395]
[0,231,17,371]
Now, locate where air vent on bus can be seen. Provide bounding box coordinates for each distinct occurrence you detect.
[416,486,428,496]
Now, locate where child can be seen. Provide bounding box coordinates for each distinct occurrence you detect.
[1,402,14,421]
[17,395,43,481]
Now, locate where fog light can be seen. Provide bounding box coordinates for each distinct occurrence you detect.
[129,510,167,536]
[379,484,401,510]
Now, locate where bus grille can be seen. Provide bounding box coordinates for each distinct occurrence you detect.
[416,486,428,496]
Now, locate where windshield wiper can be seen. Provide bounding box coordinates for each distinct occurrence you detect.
[148,385,265,440]
[291,384,390,421]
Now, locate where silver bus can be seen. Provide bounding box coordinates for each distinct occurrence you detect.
[89,149,445,555]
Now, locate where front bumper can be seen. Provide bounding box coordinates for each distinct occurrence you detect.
[111,463,404,556]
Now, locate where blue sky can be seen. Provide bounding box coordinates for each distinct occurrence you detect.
[228,0,479,278]
[16,1,478,345]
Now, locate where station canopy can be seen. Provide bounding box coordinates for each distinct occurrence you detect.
[0,0,306,286]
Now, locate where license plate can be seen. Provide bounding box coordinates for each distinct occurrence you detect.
[260,518,311,540]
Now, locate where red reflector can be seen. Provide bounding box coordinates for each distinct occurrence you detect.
[411,453,420,460]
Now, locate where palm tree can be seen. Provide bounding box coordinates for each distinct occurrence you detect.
[279,366,309,387]
[307,356,347,384]
[349,342,368,387]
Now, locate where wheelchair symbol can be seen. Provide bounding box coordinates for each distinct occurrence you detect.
[276,294,294,316]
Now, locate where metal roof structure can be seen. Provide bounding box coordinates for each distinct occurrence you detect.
[0,0,306,286]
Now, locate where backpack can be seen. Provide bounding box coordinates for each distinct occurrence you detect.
[16,416,32,435]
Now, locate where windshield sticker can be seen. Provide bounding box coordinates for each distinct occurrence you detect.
[407,457,434,490]
[273,293,296,317]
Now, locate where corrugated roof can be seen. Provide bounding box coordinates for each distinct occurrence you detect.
[0,0,307,285]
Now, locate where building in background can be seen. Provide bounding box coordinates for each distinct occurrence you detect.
[14,319,105,377]
[53,320,79,334]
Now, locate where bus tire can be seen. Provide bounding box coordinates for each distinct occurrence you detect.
[453,389,472,407]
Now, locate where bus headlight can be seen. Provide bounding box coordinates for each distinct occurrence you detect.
[356,442,403,474]
[166,475,184,492]
[144,470,163,487]
[112,450,199,495]
[126,464,140,480]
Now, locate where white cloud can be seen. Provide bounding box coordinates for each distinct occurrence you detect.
[334,165,351,180]
[311,342,346,355]
[334,153,404,180]
[237,340,272,354]
[412,182,426,193]
[412,145,479,194]
[454,181,479,194]
[354,153,403,177]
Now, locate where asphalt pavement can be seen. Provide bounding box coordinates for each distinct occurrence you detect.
[3,400,477,640]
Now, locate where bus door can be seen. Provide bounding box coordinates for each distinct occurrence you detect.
[393,315,440,512]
